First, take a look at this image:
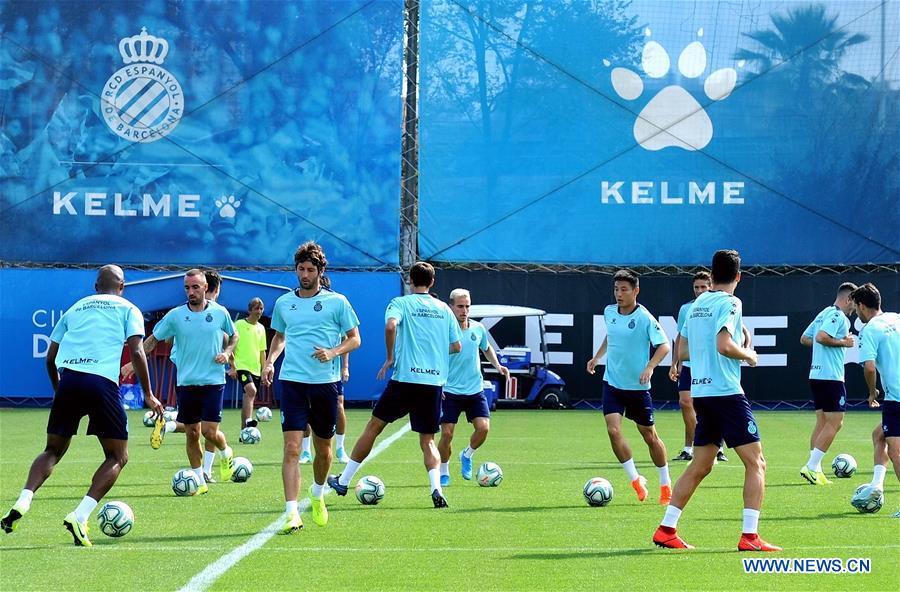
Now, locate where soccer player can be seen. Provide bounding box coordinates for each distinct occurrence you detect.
[328,261,462,508]
[437,288,510,486]
[798,282,857,485]
[141,269,237,494]
[587,269,672,504]
[669,272,712,461]
[849,283,900,517]
[1,265,164,546]
[653,249,781,551]
[263,241,361,532]
[228,297,268,431]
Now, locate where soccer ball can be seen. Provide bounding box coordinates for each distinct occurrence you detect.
[851,484,883,514]
[476,462,503,487]
[231,457,253,482]
[583,477,614,507]
[831,454,857,478]
[163,409,178,422]
[96,501,134,537]
[172,469,200,496]
[239,426,261,444]
[355,475,386,505]
[142,411,156,427]
[255,407,273,422]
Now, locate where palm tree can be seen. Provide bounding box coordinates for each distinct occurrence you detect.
[735,4,870,89]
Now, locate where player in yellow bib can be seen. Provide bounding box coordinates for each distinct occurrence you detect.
[229,298,268,431]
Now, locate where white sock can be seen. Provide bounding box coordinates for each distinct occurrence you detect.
[218,446,232,459]
[165,421,177,433]
[661,505,682,528]
[285,500,298,513]
[203,451,215,475]
[622,459,639,481]
[73,495,98,524]
[742,508,760,534]
[192,466,206,485]
[339,459,362,487]
[336,434,346,450]
[15,489,34,512]
[683,446,693,455]
[311,482,324,498]
[462,446,476,459]
[871,464,887,489]
[807,448,825,472]
[428,468,441,493]
[440,462,450,477]
[301,436,311,455]
[658,464,671,487]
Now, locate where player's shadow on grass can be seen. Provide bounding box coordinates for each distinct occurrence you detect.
[135,532,259,543]
[559,464,625,471]
[509,548,659,560]
[451,504,585,514]
[696,482,811,489]
[28,493,179,502]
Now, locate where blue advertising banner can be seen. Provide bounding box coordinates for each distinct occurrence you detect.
[0,268,400,403]
[0,0,402,267]
[419,0,899,265]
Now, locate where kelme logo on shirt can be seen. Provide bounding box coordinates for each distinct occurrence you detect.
[628,319,636,329]
[205,313,213,322]
[747,421,758,435]
[314,301,322,312]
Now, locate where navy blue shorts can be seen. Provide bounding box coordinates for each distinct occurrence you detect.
[237,370,260,392]
[677,366,692,392]
[809,379,846,412]
[693,394,761,448]
[441,392,490,424]
[373,380,442,434]
[882,400,900,439]
[176,384,225,424]
[602,382,655,426]
[47,369,128,440]
[280,380,339,438]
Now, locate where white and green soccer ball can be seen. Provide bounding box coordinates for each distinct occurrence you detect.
[163,409,178,422]
[355,475,385,505]
[97,501,134,537]
[231,457,253,482]
[583,477,614,507]
[831,454,857,478]
[142,411,157,427]
[255,407,273,422]
[172,469,200,496]
[477,462,503,487]
[851,484,883,514]
[239,426,261,444]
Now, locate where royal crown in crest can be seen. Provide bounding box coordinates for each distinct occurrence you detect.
[118,27,169,65]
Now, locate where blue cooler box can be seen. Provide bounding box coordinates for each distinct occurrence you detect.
[498,347,531,370]
[119,384,144,409]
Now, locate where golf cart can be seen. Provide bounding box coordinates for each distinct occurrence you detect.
[469,305,569,409]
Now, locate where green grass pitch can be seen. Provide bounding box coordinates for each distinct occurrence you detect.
[0,408,897,591]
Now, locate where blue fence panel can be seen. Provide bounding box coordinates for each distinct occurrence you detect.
[0,0,402,267]
[419,0,899,264]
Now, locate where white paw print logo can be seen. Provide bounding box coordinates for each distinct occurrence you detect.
[215,195,241,218]
[607,28,738,151]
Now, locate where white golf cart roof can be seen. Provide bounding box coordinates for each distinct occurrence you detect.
[469,305,546,318]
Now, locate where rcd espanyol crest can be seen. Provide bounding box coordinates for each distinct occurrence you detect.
[101,28,183,142]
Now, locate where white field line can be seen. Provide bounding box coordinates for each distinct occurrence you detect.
[178,422,412,592]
